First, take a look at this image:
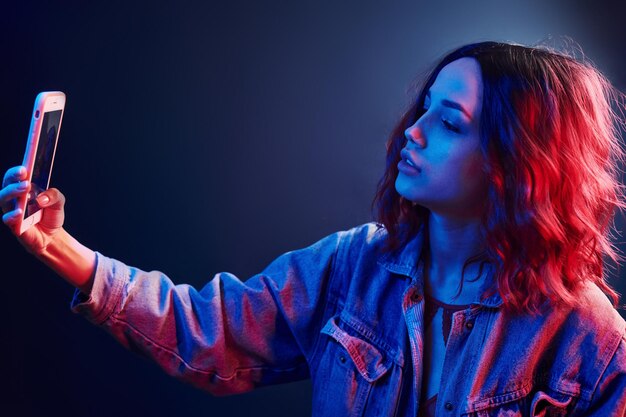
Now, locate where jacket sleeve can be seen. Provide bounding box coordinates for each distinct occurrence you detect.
[70,229,347,396]
[579,329,626,416]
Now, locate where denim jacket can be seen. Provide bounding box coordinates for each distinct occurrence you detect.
[71,223,626,416]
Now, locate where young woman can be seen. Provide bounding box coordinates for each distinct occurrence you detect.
[2,41,625,416]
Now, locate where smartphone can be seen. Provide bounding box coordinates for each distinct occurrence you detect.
[15,91,66,235]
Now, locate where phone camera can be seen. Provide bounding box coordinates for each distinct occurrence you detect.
[34,110,40,119]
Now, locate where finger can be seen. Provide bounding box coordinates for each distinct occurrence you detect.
[2,207,22,226]
[2,166,27,189]
[0,181,30,214]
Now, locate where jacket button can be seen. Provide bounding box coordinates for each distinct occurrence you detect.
[339,355,346,364]
[444,402,453,411]
[466,321,474,330]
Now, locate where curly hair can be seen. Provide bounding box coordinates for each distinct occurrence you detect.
[371,40,626,314]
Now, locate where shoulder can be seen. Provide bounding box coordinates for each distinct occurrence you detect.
[286,223,389,270]
[544,282,626,361]
[491,283,625,403]
[542,282,626,397]
[333,222,389,259]
[563,282,626,337]
[562,285,626,413]
[514,281,626,340]
[338,222,388,245]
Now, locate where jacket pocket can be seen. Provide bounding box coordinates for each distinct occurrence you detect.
[529,390,573,417]
[312,313,404,417]
[466,387,575,417]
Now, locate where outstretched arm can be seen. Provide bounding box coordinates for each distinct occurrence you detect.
[70,229,345,396]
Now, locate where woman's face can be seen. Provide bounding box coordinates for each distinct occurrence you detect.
[395,57,487,218]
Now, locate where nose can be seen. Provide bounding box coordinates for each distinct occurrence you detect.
[404,123,425,148]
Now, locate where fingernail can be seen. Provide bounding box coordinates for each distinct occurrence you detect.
[17,181,29,189]
[37,195,49,206]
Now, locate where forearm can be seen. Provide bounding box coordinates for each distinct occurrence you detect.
[36,228,97,295]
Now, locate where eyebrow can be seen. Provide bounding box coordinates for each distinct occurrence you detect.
[425,91,473,121]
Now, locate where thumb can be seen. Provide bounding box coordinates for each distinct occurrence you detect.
[36,193,50,207]
[36,188,65,230]
[36,188,65,209]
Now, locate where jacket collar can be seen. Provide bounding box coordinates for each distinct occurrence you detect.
[376,224,426,279]
[376,223,503,309]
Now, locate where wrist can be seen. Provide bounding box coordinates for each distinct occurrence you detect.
[37,228,97,294]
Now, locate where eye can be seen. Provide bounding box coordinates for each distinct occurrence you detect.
[442,118,459,133]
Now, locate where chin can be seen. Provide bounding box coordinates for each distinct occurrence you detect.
[394,181,422,205]
[394,176,413,198]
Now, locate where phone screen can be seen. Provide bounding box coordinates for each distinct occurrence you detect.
[25,109,62,218]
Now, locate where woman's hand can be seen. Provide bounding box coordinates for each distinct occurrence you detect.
[1,165,66,255]
[2,165,95,293]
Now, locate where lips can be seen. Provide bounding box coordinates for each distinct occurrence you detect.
[400,149,421,172]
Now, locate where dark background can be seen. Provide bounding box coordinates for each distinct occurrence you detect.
[1,1,625,416]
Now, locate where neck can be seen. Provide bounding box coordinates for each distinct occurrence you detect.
[423,211,488,299]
